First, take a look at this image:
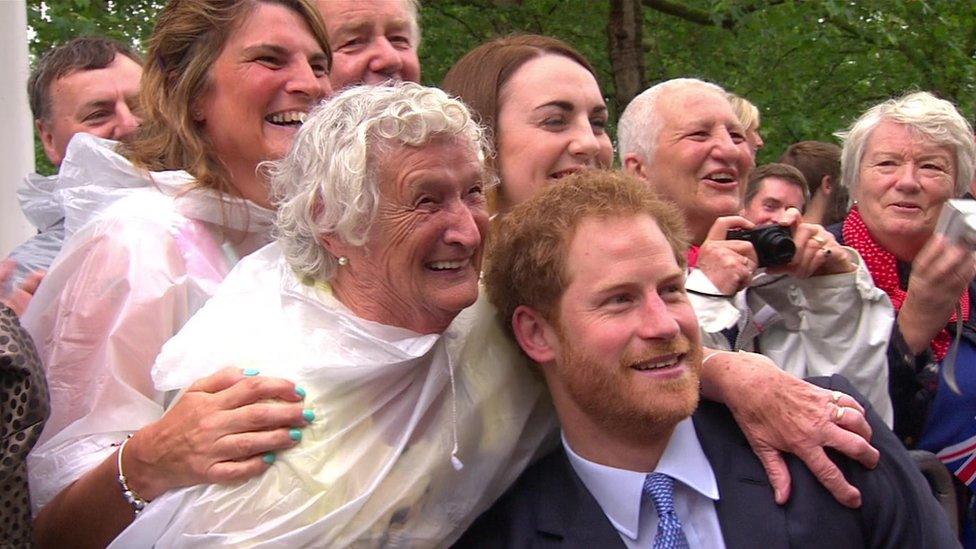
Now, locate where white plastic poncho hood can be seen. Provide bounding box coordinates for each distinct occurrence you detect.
[112,243,556,547]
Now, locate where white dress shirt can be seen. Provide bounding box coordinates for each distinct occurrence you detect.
[563,418,726,548]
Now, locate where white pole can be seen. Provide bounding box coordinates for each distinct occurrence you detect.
[0,0,35,258]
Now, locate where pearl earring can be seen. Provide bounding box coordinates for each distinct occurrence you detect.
[338,256,349,266]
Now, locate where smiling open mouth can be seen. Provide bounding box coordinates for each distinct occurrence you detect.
[549,168,582,180]
[427,259,471,271]
[704,172,736,184]
[266,111,307,127]
[631,354,684,371]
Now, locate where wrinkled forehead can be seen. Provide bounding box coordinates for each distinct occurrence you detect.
[376,134,487,184]
[658,86,738,129]
[866,119,956,157]
[321,0,418,38]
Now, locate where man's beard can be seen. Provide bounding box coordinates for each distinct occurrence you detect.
[556,330,703,440]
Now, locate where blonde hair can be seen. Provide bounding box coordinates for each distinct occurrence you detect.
[727,92,760,134]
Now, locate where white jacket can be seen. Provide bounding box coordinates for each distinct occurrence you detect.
[687,247,895,424]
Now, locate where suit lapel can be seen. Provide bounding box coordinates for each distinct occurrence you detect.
[693,400,789,549]
[534,450,627,547]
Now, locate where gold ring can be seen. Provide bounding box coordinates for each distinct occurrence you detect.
[812,235,827,247]
[831,390,843,403]
[834,406,846,421]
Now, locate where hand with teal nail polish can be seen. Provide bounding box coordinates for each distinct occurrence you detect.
[303,409,316,423]
[115,367,308,510]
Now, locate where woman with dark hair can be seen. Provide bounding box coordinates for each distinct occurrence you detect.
[442,34,880,511]
[23,1,332,545]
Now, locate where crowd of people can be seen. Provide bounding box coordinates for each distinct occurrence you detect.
[0,0,973,547]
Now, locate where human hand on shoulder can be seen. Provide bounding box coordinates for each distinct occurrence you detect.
[700,350,879,508]
[120,367,313,500]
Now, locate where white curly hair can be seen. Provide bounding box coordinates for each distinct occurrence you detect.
[269,82,495,282]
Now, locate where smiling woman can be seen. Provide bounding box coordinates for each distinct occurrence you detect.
[108,82,553,547]
[22,1,332,546]
[830,92,976,457]
[442,34,613,214]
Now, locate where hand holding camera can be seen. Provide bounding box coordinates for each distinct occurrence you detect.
[935,199,976,249]
[697,216,761,295]
[899,200,976,354]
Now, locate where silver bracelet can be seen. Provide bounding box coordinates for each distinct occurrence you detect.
[116,434,149,514]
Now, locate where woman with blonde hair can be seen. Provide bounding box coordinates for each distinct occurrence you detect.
[23,0,332,545]
[728,92,764,158]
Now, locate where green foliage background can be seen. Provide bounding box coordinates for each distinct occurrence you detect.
[28,0,976,173]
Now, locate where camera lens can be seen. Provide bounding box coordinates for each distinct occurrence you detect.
[756,229,795,267]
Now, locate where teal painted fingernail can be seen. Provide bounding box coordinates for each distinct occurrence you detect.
[295,386,306,398]
[302,409,315,422]
[262,452,276,464]
[243,368,260,377]
[289,429,302,442]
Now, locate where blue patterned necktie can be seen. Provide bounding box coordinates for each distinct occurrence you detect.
[643,472,690,549]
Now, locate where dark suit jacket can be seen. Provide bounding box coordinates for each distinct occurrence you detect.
[454,375,958,548]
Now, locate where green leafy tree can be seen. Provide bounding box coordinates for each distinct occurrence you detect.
[25,0,976,172]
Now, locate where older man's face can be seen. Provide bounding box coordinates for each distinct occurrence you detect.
[318,0,421,89]
[37,53,143,166]
[544,214,702,435]
[634,87,752,240]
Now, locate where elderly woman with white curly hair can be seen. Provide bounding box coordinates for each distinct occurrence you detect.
[109,82,553,547]
[826,92,976,473]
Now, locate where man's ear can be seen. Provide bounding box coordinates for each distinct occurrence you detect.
[511,305,558,364]
[36,118,62,166]
[623,153,647,180]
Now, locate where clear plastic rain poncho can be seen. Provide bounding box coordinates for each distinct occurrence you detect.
[24,134,275,511]
[7,134,148,289]
[110,243,557,548]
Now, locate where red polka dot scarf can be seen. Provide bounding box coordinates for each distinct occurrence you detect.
[843,205,969,361]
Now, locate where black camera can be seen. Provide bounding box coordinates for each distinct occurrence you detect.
[726,224,796,267]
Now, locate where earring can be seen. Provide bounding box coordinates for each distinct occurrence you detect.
[338,256,349,266]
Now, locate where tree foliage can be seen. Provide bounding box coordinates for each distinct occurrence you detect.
[26,0,976,172]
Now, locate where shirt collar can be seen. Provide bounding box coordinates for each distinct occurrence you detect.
[563,417,719,541]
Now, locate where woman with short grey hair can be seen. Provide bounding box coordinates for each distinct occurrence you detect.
[112,82,549,547]
[828,92,976,470]
[839,91,975,199]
